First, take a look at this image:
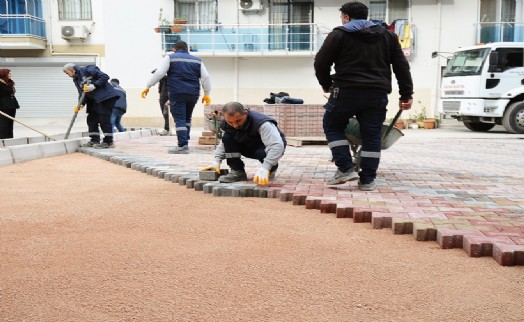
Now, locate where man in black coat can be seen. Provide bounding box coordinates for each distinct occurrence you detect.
[314,1,413,191]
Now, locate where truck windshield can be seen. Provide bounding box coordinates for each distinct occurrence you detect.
[443,48,490,77]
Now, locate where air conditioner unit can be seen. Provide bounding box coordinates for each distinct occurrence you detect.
[61,25,89,40]
[239,0,263,12]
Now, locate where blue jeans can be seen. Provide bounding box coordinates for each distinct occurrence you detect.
[323,88,388,184]
[169,93,199,147]
[111,109,126,132]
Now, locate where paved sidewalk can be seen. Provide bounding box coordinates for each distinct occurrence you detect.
[78,120,524,267]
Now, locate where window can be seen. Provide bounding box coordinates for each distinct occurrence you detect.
[0,0,44,36]
[479,0,516,42]
[1,0,42,16]
[58,0,92,20]
[174,0,216,26]
[369,1,386,21]
[367,0,408,23]
[269,0,314,51]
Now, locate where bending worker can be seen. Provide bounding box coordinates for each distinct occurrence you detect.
[64,63,119,149]
[201,102,286,185]
[141,41,211,154]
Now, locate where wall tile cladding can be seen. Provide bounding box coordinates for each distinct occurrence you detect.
[205,104,324,137]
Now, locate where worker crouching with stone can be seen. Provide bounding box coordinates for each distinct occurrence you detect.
[201,102,286,185]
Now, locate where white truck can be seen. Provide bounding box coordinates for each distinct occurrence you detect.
[440,42,524,134]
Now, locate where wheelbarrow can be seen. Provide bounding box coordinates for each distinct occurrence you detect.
[205,110,223,148]
[344,109,404,172]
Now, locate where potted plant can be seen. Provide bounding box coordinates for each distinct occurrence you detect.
[155,8,171,33]
[171,17,188,32]
[174,17,188,24]
[423,117,436,129]
[394,119,406,129]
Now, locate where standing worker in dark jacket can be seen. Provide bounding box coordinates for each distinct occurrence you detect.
[314,1,413,191]
[109,78,127,132]
[64,63,119,149]
[0,69,20,139]
[141,41,212,154]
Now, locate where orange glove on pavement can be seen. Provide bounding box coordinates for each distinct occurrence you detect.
[200,161,221,174]
[253,167,270,185]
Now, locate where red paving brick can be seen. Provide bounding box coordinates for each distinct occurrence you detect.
[81,132,524,266]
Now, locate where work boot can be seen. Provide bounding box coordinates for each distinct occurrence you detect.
[218,169,248,183]
[83,141,98,147]
[268,164,279,180]
[168,145,189,154]
[326,169,359,185]
[358,180,376,191]
[94,142,115,149]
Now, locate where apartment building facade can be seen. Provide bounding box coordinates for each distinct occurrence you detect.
[1,0,522,125]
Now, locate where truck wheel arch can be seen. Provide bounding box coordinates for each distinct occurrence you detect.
[502,101,524,134]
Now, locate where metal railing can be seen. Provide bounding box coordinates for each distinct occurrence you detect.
[158,23,323,55]
[0,14,46,38]
[474,22,524,43]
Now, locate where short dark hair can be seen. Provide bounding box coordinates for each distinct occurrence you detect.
[222,102,245,115]
[174,40,188,51]
[110,78,119,84]
[340,2,368,20]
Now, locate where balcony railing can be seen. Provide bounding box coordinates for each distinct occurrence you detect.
[0,14,46,38]
[159,23,323,56]
[475,22,524,44]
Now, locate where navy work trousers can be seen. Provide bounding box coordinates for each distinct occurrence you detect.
[87,99,114,144]
[323,88,388,184]
[169,93,198,147]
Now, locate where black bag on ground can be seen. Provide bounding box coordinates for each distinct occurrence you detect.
[263,91,290,104]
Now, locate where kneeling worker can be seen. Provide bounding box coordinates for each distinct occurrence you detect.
[201,102,286,185]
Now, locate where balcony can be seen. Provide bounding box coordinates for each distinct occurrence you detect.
[158,23,324,57]
[475,22,524,44]
[0,14,47,49]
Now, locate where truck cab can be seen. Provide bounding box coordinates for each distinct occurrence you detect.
[440,42,524,133]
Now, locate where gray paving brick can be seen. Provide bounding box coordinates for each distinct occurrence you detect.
[0,148,13,166]
[27,136,46,144]
[3,137,28,147]
[39,141,67,158]
[9,143,43,163]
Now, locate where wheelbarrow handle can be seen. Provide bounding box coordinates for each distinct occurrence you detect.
[383,109,403,139]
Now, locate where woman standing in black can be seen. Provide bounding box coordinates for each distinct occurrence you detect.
[0,68,20,139]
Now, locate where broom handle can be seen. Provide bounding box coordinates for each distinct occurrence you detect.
[0,110,56,141]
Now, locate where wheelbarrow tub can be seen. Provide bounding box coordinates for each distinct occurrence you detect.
[344,118,404,150]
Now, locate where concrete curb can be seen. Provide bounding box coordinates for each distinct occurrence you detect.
[0,128,155,166]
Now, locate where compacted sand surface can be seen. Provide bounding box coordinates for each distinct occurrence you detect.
[1,154,523,321]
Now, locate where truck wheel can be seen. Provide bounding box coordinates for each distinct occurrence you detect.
[463,121,496,132]
[502,101,524,134]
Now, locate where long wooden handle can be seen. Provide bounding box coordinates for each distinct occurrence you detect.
[0,110,56,141]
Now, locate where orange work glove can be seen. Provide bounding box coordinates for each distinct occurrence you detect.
[253,167,270,185]
[201,95,211,106]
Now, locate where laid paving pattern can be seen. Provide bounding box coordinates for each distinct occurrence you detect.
[79,134,524,266]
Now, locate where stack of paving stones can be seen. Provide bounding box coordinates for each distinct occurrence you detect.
[205,104,324,137]
[79,134,524,267]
